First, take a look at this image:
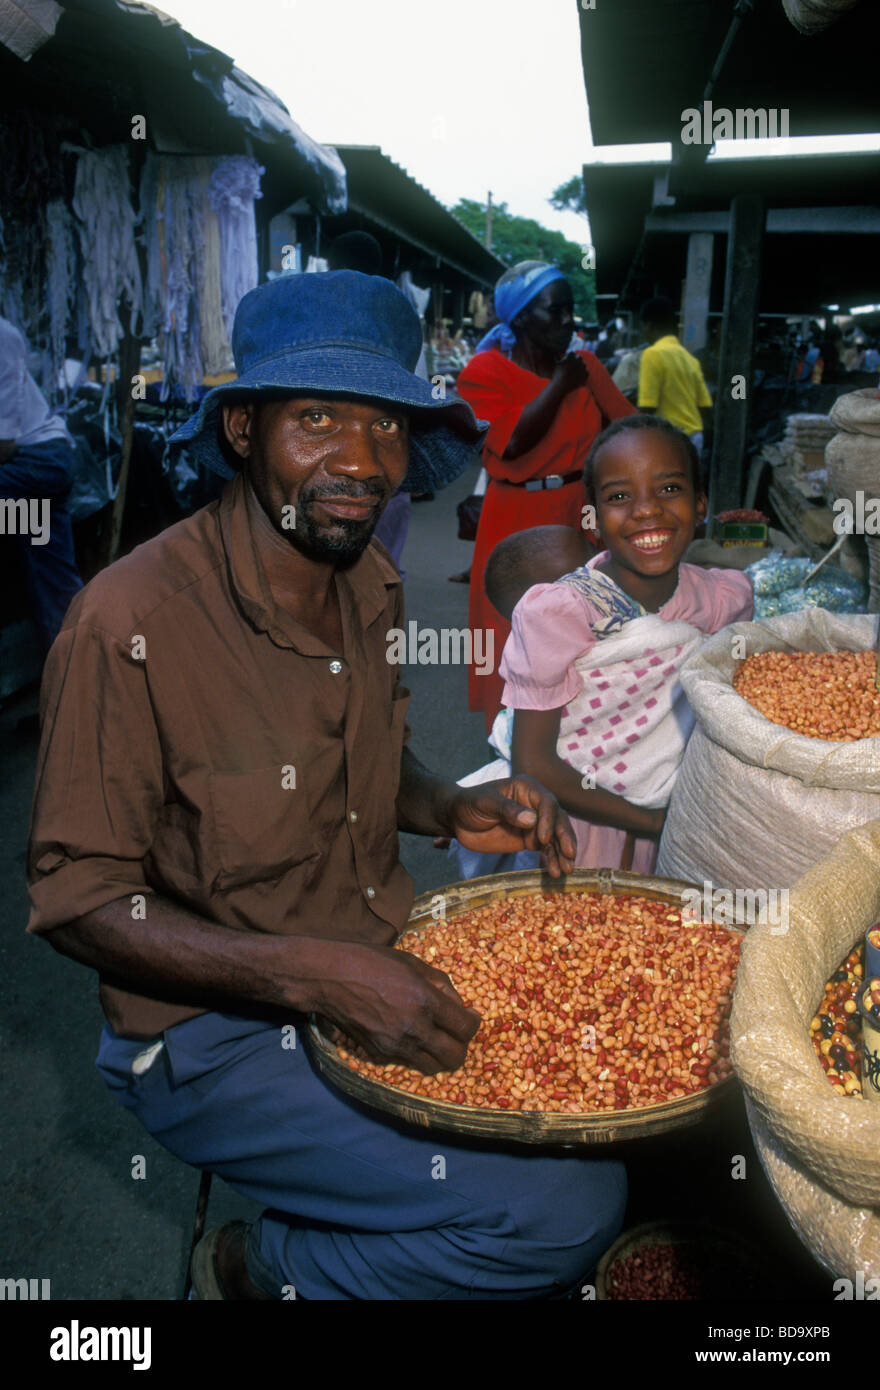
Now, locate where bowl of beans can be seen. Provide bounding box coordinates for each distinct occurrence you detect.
[306,869,745,1145]
[596,1220,769,1299]
[732,649,880,741]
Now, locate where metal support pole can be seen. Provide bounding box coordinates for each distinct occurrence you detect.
[710,194,765,517]
[681,233,714,355]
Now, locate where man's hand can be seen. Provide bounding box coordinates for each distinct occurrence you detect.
[446,775,577,877]
[317,943,480,1075]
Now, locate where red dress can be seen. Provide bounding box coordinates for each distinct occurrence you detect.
[456,348,636,727]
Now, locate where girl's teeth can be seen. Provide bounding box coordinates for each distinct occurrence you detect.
[632,533,669,550]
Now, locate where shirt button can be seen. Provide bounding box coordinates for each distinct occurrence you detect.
[329,660,343,674]
[349,810,358,822]
[366,886,376,899]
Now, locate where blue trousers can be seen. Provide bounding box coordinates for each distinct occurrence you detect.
[96,1012,627,1300]
[0,439,82,649]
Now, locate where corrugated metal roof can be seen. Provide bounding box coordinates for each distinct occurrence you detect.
[578,0,880,146]
[0,0,346,213]
[582,148,880,311]
[334,145,506,287]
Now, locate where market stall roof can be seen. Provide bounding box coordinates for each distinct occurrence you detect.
[583,148,880,313]
[0,0,347,214]
[333,145,506,288]
[577,0,880,146]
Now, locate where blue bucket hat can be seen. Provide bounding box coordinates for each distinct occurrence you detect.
[171,270,486,493]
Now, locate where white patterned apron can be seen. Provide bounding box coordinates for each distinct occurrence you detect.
[554,566,705,808]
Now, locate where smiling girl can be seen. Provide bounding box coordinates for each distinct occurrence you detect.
[501,415,753,872]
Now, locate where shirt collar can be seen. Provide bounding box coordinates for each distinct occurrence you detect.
[218,471,402,653]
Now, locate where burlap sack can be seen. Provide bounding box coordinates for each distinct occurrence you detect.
[830,387,880,439]
[782,0,860,34]
[730,819,880,1277]
[657,611,880,897]
[827,389,880,611]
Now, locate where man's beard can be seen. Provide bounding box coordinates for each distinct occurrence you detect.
[286,478,388,566]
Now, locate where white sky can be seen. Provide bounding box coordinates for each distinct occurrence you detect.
[154,0,595,246]
[155,0,880,250]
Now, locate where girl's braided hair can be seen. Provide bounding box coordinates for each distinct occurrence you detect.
[583,414,704,502]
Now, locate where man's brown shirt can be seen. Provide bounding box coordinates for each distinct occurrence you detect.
[27,472,413,1037]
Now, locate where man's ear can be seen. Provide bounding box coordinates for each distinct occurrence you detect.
[221,402,254,460]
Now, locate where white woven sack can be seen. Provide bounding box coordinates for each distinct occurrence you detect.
[782,0,860,34]
[747,1101,878,1282]
[657,611,880,895]
[730,820,880,1277]
[829,387,880,440]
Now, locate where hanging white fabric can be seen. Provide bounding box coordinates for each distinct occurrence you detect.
[207,155,263,346]
[69,144,143,360]
[139,152,263,399]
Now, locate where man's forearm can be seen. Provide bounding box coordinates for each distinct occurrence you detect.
[396,747,457,836]
[47,895,346,1019]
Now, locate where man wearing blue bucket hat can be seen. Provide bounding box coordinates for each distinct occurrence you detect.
[27,272,626,1300]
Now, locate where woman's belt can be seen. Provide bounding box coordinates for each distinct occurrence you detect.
[495,469,583,492]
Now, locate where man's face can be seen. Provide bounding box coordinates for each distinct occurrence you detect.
[222,395,410,564]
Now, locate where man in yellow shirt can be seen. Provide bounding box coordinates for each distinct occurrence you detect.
[637,298,713,452]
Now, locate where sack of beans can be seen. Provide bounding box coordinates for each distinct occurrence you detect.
[782,0,860,35]
[826,389,880,612]
[730,820,880,1279]
[657,610,880,901]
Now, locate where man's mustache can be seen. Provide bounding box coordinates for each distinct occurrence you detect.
[304,481,387,503]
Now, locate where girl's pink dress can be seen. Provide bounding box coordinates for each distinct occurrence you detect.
[499,554,753,872]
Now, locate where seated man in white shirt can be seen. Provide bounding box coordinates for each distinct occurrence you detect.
[0,316,82,649]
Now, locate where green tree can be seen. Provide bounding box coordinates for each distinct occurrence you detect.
[549,176,587,217]
[451,197,595,322]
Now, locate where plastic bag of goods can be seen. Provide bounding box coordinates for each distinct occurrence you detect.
[730,819,880,1280]
[746,554,866,619]
[656,610,880,900]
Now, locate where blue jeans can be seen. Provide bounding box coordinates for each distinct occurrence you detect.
[96,1011,626,1300]
[1,439,82,649]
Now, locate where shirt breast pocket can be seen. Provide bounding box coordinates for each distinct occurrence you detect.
[208,765,320,890]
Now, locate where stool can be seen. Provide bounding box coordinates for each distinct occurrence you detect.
[182,1170,214,1300]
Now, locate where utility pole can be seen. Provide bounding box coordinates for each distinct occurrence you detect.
[486,190,493,251]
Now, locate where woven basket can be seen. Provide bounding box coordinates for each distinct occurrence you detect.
[307,868,744,1147]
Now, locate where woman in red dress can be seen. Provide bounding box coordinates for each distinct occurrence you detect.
[456,261,635,728]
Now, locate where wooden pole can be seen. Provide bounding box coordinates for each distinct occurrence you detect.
[100,328,141,568]
[710,194,764,517]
